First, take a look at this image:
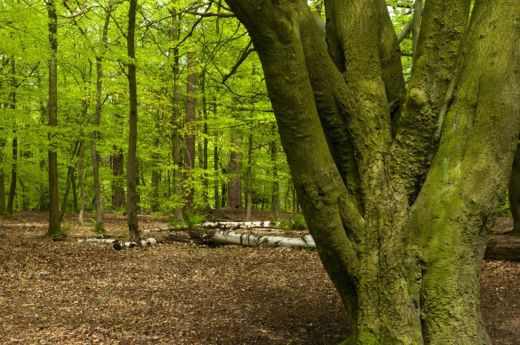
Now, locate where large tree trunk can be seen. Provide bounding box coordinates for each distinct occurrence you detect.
[225,0,520,344]
[126,0,140,241]
[46,0,62,237]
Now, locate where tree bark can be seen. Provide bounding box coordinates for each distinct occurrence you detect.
[212,98,220,209]
[7,58,17,216]
[126,0,140,241]
[270,137,280,216]
[78,62,92,224]
[46,0,62,237]
[111,145,125,209]
[245,131,253,221]
[91,7,111,232]
[227,131,242,209]
[201,70,209,207]
[225,0,520,344]
[169,7,183,220]
[183,51,197,210]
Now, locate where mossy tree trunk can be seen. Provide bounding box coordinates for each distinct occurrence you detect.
[225,0,520,344]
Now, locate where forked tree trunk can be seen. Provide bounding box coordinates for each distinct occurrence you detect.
[225,0,520,344]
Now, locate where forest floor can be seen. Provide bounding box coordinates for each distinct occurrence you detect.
[0,211,519,345]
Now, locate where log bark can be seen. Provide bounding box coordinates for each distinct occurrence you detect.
[485,235,520,262]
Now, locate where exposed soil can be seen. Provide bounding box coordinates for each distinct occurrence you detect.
[0,212,519,345]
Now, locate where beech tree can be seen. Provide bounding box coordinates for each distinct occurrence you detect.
[225,0,520,344]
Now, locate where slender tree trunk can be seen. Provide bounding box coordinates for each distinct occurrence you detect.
[46,0,62,237]
[111,146,125,209]
[509,140,520,234]
[201,70,209,207]
[245,132,253,221]
[0,74,5,215]
[270,139,280,216]
[71,169,78,212]
[7,58,17,216]
[60,166,73,219]
[0,147,5,215]
[214,144,219,209]
[170,7,183,220]
[183,51,197,210]
[227,131,242,209]
[78,62,92,224]
[151,118,161,212]
[91,8,110,232]
[126,0,139,241]
[61,142,80,220]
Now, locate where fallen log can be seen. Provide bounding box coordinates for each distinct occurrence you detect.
[485,235,520,261]
[78,237,158,250]
[166,229,315,249]
[202,221,273,230]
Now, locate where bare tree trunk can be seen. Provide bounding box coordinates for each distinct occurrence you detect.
[91,6,111,232]
[46,0,62,237]
[169,8,184,220]
[7,58,17,216]
[0,70,5,215]
[111,147,125,209]
[126,0,140,241]
[245,132,253,221]
[201,70,209,207]
[214,144,219,209]
[61,142,80,220]
[151,115,161,212]
[78,62,92,224]
[270,138,280,216]
[183,51,197,210]
[71,169,78,212]
[227,131,242,209]
[0,148,5,215]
